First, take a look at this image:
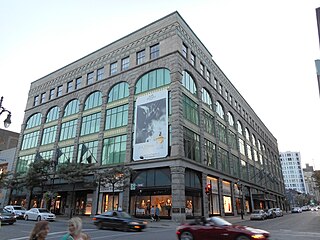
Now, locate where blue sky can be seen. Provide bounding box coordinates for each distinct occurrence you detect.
[1,0,320,169]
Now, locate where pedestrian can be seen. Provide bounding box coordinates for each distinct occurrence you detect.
[29,220,50,240]
[155,205,160,221]
[150,205,155,221]
[61,217,90,240]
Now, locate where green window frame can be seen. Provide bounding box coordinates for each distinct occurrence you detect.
[202,88,212,109]
[21,131,40,150]
[135,68,171,94]
[46,106,59,123]
[182,94,199,125]
[77,141,98,164]
[183,127,200,162]
[59,119,78,141]
[218,147,230,174]
[64,99,79,117]
[182,71,197,95]
[204,139,216,169]
[102,135,127,165]
[26,113,42,129]
[105,104,128,130]
[108,82,129,103]
[228,130,237,150]
[216,121,227,144]
[203,111,214,134]
[80,112,101,136]
[41,126,57,145]
[84,91,102,110]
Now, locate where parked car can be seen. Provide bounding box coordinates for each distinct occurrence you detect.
[176,216,270,240]
[0,208,16,225]
[92,210,147,231]
[291,207,302,213]
[271,208,283,217]
[250,209,267,220]
[4,205,27,219]
[264,209,276,219]
[301,205,310,211]
[24,208,56,221]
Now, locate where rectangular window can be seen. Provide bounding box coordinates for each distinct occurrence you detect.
[34,95,39,106]
[217,121,227,144]
[182,43,188,58]
[218,147,230,174]
[60,119,78,141]
[105,104,128,130]
[228,130,237,150]
[203,111,214,134]
[191,52,195,66]
[102,135,127,165]
[213,77,217,89]
[241,160,248,180]
[206,70,210,82]
[97,67,104,81]
[121,57,130,71]
[57,85,63,97]
[239,138,245,155]
[183,127,200,162]
[219,84,223,95]
[87,72,94,85]
[40,93,46,104]
[41,126,57,145]
[204,139,216,168]
[150,44,159,59]
[80,112,101,136]
[110,62,117,75]
[136,49,145,65]
[182,94,199,125]
[49,89,55,100]
[200,63,204,76]
[224,90,228,100]
[67,81,73,93]
[75,77,82,90]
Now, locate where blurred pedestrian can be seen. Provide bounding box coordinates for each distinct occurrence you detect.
[155,205,160,221]
[61,217,90,240]
[150,205,155,221]
[29,220,50,240]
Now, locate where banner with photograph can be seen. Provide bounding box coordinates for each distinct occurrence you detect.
[133,90,168,160]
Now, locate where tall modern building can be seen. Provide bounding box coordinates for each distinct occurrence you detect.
[13,12,284,220]
[280,151,306,194]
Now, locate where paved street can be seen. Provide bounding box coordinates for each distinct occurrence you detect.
[1,211,320,240]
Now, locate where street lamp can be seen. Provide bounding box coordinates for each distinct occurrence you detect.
[236,179,244,220]
[0,96,12,128]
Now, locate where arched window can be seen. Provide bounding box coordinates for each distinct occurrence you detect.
[216,101,224,119]
[63,99,80,117]
[257,139,262,151]
[201,88,212,109]
[26,113,42,129]
[46,106,60,123]
[182,71,197,95]
[135,68,171,94]
[108,82,129,103]
[84,91,102,110]
[237,120,243,135]
[252,134,256,146]
[227,112,234,127]
[245,128,250,141]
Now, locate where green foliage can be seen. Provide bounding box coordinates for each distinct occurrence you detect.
[312,170,320,189]
[97,165,133,190]
[56,162,92,184]
[23,159,51,190]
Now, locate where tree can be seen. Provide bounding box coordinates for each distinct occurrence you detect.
[312,170,320,189]
[96,165,134,210]
[23,159,51,208]
[56,162,93,217]
[5,172,25,205]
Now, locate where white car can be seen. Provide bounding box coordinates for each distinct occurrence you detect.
[4,205,27,219]
[24,208,56,221]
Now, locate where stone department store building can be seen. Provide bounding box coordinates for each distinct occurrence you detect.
[13,12,285,220]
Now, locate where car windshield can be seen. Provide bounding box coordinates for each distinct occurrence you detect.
[38,209,50,213]
[208,217,232,226]
[13,206,25,210]
[252,210,262,214]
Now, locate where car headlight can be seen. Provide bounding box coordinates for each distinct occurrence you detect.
[129,221,139,225]
[251,234,266,239]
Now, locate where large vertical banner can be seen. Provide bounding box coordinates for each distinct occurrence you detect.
[133,90,168,160]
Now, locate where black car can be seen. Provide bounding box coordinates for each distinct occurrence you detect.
[265,209,276,219]
[0,208,16,225]
[92,210,147,231]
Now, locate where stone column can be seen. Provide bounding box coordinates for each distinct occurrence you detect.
[171,166,186,223]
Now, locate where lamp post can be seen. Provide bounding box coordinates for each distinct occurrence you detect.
[0,96,12,128]
[236,179,244,220]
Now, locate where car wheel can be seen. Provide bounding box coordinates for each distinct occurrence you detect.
[180,231,194,240]
[236,235,250,240]
[9,223,14,225]
[25,215,28,221]
[97,222,103,230]
[37,216,41,221]
[122,224,130,232]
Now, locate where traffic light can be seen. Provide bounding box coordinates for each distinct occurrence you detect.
[205,183,212,194]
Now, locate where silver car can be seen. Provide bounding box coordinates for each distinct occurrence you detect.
[271,208,283,217]
[250,209,267,220]
[4,205,27,219]
[24,208,56,221]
